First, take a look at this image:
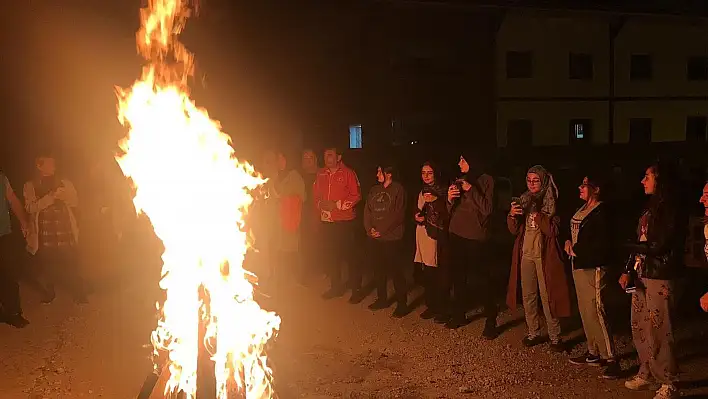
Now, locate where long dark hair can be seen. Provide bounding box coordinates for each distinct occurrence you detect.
[378,162,397,182]
[646,160,679,217]
[421,161,445,197]
[584,172,610,202]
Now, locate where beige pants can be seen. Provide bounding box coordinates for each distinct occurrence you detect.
[573,268,616,359]
[521,256,561,341]
[632,278,677,385]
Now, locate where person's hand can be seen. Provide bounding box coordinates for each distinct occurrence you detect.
[320,200,335,211]
[509,202,523,217]
[619,274,630,290]
[341,200,353,211]
[370,228,381,238]
[564,240,576,257]
[423,193,437,203]
[459,180,472,192]
[448,185,460,203]
[20,222,30,238]
[700,292,708,312]
[54,187,67,201]
[414,213,425,223]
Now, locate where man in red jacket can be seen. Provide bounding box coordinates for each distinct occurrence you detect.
[313,147,362,300]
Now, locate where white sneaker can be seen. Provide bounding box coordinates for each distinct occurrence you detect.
[625,375,660,391]
[653,384,679,399]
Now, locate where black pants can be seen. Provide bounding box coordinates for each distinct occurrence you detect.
[300,221,320,280]
[421,264,447,312]
[370,238,407,305]
[36,246,87,300]
[448,233,499,321]
[320,221,359,290]
[0,234,22,315]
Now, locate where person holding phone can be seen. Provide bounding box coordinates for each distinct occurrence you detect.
[507,165,570,352]
[445,152,497,335]
[24,152,88,305]
[413,162,449,320]
[619,161,685,399]
[564,175,620,379]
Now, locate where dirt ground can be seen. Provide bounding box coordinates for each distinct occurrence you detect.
[1,261,707,399]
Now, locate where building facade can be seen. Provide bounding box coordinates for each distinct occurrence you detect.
[496,10,708,147]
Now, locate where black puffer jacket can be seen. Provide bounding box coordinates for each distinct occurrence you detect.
[572,203,613,270]
[624,199,687,280]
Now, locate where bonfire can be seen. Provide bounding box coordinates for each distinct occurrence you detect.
[115,0,281,397]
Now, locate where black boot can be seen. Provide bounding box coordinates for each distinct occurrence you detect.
[482,318,499,340]
[392,302,409,318]
[368,298,389,310]
[3,313,29,328]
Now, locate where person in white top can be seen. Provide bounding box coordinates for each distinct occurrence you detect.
[413,162,449,320]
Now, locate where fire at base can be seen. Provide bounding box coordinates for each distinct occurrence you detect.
[114,0,281,398]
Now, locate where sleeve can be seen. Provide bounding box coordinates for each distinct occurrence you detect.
[363,190,373,233]
[507,215,522,235]
[463,174,494,217]
[285,171,305,202]
[61,180,79,208]
[312,174,323,211]
[24,181,55,214]
[4,176,26,225]
[342,169,361,210]
[3,175,12,197]
[415,192,424,212]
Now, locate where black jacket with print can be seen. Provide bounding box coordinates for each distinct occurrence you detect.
[624,199,687,280]
[572,203,613,270]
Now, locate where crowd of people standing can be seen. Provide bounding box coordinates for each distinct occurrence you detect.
[2,145,708,399]
[253,145,708,399]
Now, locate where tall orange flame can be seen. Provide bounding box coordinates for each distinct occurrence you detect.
[115,0,280,397]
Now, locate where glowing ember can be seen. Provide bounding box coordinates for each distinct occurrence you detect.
[114,0,280,397]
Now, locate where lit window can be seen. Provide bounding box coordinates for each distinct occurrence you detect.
[574,124,584,139]
[569,119,592,144]
[349,124,362,149]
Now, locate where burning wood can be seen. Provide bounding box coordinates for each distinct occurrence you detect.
[115,0,281,397]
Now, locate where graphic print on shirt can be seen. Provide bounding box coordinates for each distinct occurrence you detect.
[371,190,392,218]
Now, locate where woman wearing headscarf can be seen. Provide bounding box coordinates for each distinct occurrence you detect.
[413,162,449,320]
[507,165,570,352]
[446,151,497,335]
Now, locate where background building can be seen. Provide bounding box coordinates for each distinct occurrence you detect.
[496,10,708,147]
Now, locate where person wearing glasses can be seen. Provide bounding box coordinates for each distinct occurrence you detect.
[564,175,620,379]
[507,165,570,352]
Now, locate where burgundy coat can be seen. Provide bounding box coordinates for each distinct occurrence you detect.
[506,213,572,319]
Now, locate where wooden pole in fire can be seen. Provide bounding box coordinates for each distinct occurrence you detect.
[197,284,217,399]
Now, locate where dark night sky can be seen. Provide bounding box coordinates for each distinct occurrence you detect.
[0,1,495,170]
[4,0,703,177]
